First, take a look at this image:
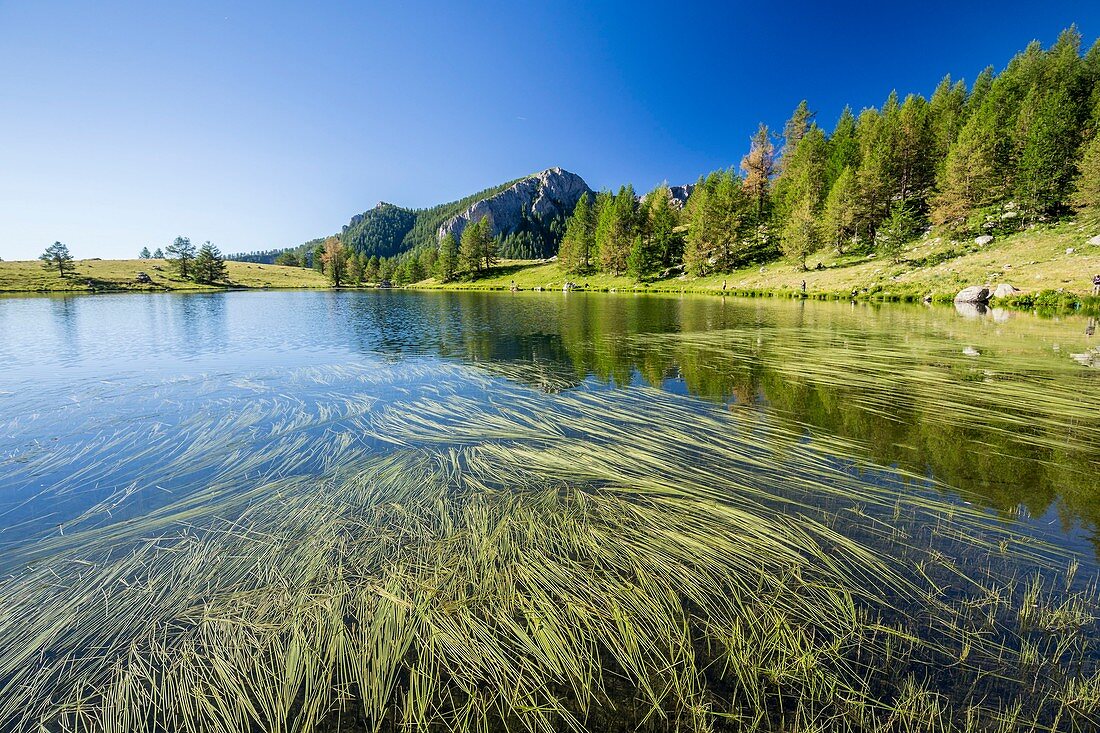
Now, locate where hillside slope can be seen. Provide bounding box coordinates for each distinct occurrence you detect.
[415,220,1100,306]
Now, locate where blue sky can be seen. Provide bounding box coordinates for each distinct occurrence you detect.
[2,1,1099,260]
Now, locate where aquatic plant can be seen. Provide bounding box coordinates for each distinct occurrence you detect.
[0,367,1097,732]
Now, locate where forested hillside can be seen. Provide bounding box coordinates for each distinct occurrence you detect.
[233,28,1100,289]
[229,178,526,265]
[552,26,1100,282]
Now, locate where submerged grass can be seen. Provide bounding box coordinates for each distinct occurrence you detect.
[0,362,1098,732]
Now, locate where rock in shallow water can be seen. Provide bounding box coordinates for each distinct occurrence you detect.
[954,286,990,303]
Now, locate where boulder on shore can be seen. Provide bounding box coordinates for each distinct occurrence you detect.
[993,283,1019,298]
[954,286,990,303]
[974,235,994,246]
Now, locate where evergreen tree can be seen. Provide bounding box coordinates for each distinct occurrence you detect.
[932,103,999,232]
[418,247,438,278]
[321,236,348,286]
[365,256,381,282]
[594,185,636,275]
[626,235,650,280]
[139,246,151,259]
[779,100,814,171]
[877,203,919,264]
[779,198,820,270]
[347,252,364,284]
[275,251,301,267]
[821,167,859,254]
[1013,29,1088,216]
[459,217,494,274]
[929,75,969,167]
[192,242,228,284]
[741,124,776,222]
[1071,105,1100,215]
[39,241,75,276]
[773,125,829,223]
[437,233,459,281]
[559,194,595,273]
[165,236,196,279]
[826,106,860,186]
[853,106,892,239]
[312,242,326,274]
[894,93,935,210]
[646,184,682,268]
[152,248,164,259]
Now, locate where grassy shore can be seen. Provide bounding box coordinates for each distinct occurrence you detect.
[5,222,1100,308]
[0,258,329,293]
[419,220,1100,307]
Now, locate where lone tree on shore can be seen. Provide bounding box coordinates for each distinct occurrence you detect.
[165,236,196,279]
[39,241,75,277]
[192,241,228,284]
[321,236,349,286]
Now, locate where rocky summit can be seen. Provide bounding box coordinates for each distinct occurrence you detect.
[438,168,591,243]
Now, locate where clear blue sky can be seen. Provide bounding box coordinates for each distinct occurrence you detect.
[2,1,1099,260]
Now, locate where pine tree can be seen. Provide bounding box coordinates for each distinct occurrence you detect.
[1013,29,1088,216]
[152,247,164,259]
[39,241,75,276]
[365,256,381,282]
[853,105,893,239]
[779,100,814,171]
[1071,103,1100,216]
[347,252,364,284]
[275,251,301,267]
[459,217,494,274]
[139,246,151,259]
[826,106,859,186]
[895,93,935,210]
[559,194,594,273]
[437,233,459,281]
[877,203,919,263]
[598,185,636,275]
[779,198,820,270]
[626,235,649,280]
[645,184,681,268]
[684,173,721,276]
[192,242,229,284]
[929,75,968,167]
[821,167,859,254]
[165,236,196,279]
[773,125,829,224]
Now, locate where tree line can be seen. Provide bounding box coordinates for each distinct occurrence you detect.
[554,27,1100,278]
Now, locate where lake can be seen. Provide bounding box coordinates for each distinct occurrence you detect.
[1,289,1099,732]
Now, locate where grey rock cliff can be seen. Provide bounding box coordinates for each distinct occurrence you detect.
[639,184,695,209]
[438,168,591,243]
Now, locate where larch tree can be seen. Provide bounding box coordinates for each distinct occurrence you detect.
[740,124,775,224]
[779,198,821,270]
[321,236,348,286]
[821,167,859,254]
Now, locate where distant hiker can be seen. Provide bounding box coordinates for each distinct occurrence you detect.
[722,280,727,291]
[510,279,517,292]
[801,280,807,294]
[1093,273,1100,296]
